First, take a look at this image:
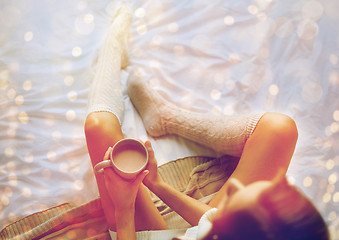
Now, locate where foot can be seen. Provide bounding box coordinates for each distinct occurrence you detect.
[109,2,132,68]
[127,71,169,137]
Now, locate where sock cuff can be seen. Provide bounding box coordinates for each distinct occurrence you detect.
[246,113,265,139]
[86,104,124,126]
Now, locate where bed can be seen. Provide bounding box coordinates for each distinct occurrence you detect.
[0,0,338,239]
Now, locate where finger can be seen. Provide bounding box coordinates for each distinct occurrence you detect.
[145,141,155,161]
[134,170,149,185]
[145,140,151,148]
[103,147,112,160]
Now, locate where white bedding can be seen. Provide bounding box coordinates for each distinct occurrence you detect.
[0,0,338,238]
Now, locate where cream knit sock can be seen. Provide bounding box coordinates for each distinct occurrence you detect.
[87,3,132,124]
[127,71,263,157]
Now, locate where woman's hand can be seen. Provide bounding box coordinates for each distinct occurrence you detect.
[102,147,149,210]
[143,141,163,189]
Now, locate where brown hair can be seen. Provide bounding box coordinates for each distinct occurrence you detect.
[204,177,329,240]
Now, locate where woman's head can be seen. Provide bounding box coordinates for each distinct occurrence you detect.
[204,176,329,240]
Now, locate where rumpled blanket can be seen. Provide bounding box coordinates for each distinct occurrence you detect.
[0,155,238,240]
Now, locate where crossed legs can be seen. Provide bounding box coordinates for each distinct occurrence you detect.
[85,99,298,231]
[84,112,167,231]
[127,74,298,208]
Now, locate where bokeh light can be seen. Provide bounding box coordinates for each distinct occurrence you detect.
[223,104,235,116]
[7,88,16,99]
[22,188,32,198]
[257,12,267,21]
[168,22,179,33]
[18,111,29,124]
[75,14,95,35]
[64,75,74,86]
[287,176,296,185]
[333,110,339,121]
[224,16,235,26]
[24,152,34,163]
[5,147,14,157]
[333,192,339,203]
[0,1,338,236]
[72,47,82,57]
[303,176,312,187]
[323,192,331,203]
[326,159,335,170]
[0,79,9,90]
[8,173,18,186]
[7,161,15,172]
[328,173,337,184]
[269,84,279,96]
[67,91,78,102]
[1,196,10,206]
[24,32,34,42]
[248,5,258,15]
[329,71,339,85]
[66,110,76,121]
[15,95,24,105]
[23,80,32,91]
[73,180,84,191]
[135,8,146,18]
[210,89,221,100]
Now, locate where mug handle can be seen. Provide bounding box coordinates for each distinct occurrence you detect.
[94,160,112,174]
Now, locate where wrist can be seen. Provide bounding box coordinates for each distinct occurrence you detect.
[115,206,135,227]
[115,207,136,240]
[148,178,166,193]
[115,202,135,215]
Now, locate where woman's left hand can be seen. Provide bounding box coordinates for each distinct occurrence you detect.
[102,147,149,210]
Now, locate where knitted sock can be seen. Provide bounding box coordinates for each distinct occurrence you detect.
[127,71,263,157]
[87,3,132,124]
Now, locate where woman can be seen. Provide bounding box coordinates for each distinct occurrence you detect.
[84,3,329,239]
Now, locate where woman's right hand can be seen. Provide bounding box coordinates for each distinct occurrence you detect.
[143,141,163,189]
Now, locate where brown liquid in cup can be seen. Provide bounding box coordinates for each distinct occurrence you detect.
[112,144,147,172]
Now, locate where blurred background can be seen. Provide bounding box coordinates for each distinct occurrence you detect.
[0,0,338,238]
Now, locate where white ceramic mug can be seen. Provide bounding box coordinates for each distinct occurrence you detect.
[94,138,149,180]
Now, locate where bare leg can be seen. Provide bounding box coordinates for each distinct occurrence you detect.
[84,112,167,231]
[208,112,298,207]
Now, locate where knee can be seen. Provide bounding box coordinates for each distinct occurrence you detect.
[259,112,298,146]
[84,112,121,139]
[84,113,104,138]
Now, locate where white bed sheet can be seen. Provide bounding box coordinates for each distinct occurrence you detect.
[0,0,338,238]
